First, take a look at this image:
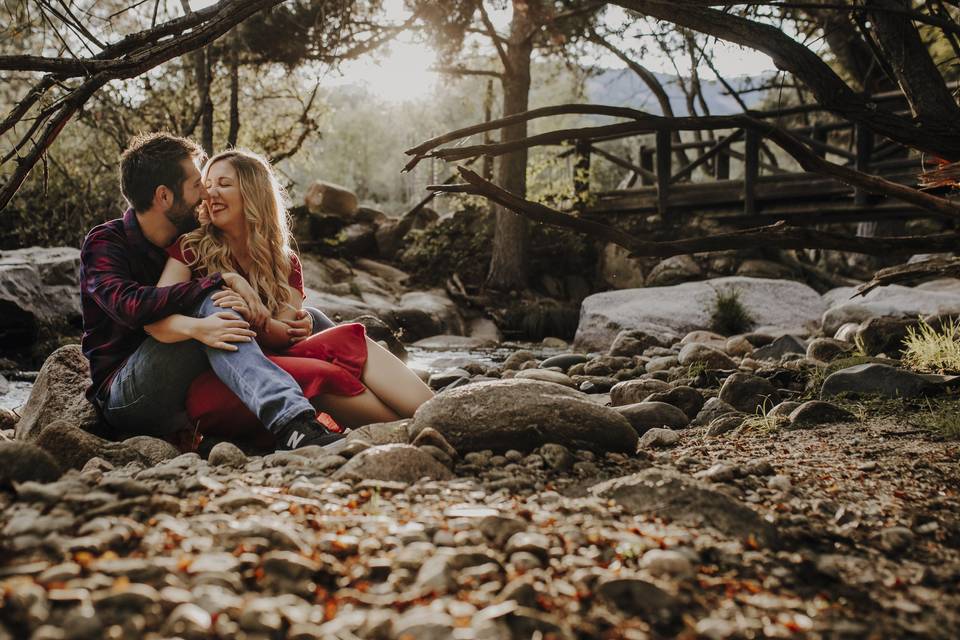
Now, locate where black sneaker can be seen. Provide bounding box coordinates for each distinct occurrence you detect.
[273,413,346,453]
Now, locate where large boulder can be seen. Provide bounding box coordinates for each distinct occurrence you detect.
[333,444,453,483]
[645,255,702,287]
[15,344,102,441]
[0,247,81,349]
[854,316,919,357]
[409,379,637,454]
[35,421,149,470]
[591,467,777,546]
[820,363,945,399]
[304,180,359,218]
[821,280,960,336]
[575,277,824,352]
[0,441,62,486]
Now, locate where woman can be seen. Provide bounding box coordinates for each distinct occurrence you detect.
[145,149,433,448]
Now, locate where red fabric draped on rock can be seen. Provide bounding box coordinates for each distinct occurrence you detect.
[185,323,368,445]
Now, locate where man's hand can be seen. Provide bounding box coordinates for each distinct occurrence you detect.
[280,309,313,345]
[190,312,256,351]
[220,273,270,330]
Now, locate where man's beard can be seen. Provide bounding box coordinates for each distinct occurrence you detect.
[166,193,201,235]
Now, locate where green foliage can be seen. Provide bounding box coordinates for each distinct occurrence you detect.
[834,394,960,440]
[902,318,960,374]
[399,204,493,287]
[709,287,754,336]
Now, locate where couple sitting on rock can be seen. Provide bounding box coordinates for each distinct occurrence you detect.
[79,132,433,455]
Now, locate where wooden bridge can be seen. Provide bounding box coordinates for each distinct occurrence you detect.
[566,89,948,229]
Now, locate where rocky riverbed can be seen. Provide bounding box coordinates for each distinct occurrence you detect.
[2,322,960,638]
[0,411,957,639]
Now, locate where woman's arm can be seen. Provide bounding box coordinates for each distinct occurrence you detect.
[144,258,201,342]
[256,298,307,352]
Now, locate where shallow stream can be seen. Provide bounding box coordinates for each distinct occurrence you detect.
[0,342,565,414]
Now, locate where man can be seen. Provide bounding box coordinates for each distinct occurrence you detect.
[79,132,343,452]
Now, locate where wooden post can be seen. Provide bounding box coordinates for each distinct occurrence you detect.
[714,144,730,180]
[854,122,873,206]
[482,79,495,181]
[743,127,760,216]
[812,125,828,159]
[640,146,654,186]
[573,140,591,206]
[656,129,671,219]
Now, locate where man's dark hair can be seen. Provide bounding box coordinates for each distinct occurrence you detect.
[119,132,205,212]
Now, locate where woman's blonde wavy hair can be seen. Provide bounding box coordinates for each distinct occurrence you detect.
[181,149,297,316]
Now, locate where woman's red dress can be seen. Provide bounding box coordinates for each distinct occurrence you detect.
[166,238,368,447]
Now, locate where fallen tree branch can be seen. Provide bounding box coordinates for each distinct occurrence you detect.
[855,257,960,296]
[429,167,960,257]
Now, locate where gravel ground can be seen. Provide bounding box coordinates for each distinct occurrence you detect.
[1,411,958,639]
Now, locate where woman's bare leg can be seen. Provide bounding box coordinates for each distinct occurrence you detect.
[361,338,435,418]
[312,389,401,429]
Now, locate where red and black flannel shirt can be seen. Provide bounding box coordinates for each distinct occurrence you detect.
[79,208,223,408]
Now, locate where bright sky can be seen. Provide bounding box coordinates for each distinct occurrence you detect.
[192,0,779,103]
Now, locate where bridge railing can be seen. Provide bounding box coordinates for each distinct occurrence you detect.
[564,90,933,221]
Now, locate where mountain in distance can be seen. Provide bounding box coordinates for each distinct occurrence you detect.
[584,67,780,115]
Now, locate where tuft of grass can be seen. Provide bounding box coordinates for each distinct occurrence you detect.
[918,397,960,439]
[852,333,869,358]
[901,317,960,374]
[738,396,785,433]
[709,287,754,336]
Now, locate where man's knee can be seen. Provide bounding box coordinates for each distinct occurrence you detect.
[195,288,243,321]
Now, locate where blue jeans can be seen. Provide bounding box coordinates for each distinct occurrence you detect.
[102,291,336,437]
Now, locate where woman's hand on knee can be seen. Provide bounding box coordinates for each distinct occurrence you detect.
[191,312,256,351]
[221,273,270,329]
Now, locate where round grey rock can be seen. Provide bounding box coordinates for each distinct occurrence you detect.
[0,441,61,485]
[718,372,779,414]
[786,400,854,429]
[613,401,690,436]
[123,436,180,465]
[333,444,454,482]
[678,343,736,370]
[409,379,637,454]
[610,378,671,406]
[207,441,248,466]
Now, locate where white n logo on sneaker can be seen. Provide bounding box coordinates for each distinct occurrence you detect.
[287,431,306,448]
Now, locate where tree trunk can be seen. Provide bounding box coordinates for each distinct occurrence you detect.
[200,46,215,155]
[811,6,880,92]
[485,0,534,291]
[613,0,960,160]
[227,38,240,148]
[865,0,960,126]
